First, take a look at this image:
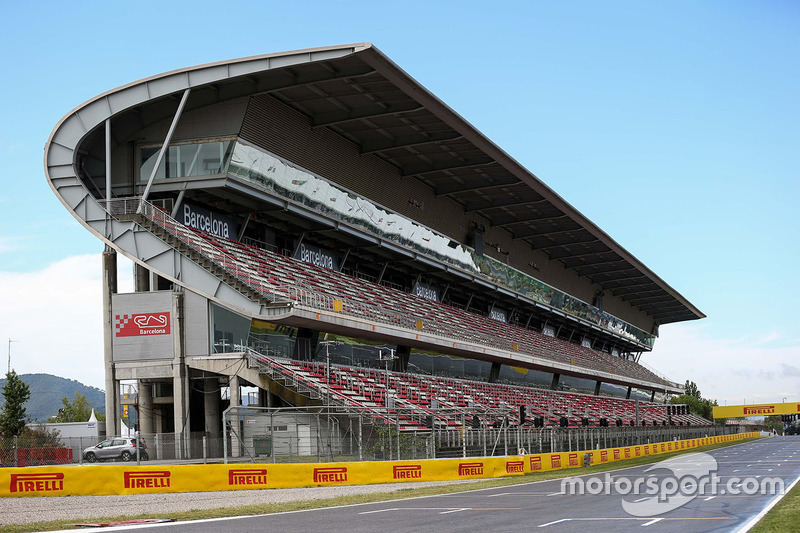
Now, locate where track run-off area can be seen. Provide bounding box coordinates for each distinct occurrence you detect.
[25,435,799,533]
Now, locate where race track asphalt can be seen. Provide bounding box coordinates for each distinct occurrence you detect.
[41,436,800,533]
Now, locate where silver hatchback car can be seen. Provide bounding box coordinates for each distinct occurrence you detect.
[82,438,149,462]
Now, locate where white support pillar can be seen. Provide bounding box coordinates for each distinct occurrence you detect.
[134,263,150,292]
[204,377,221,433]
[140,89,191,206]
[170,189,186,219]
[105,119,112,201]
[171,292,188,459]
[230,375,241,458]
[138,381,153,435]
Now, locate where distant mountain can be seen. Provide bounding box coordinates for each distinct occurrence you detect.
[0,374,105,423]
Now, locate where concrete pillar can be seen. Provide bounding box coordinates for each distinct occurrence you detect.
[102,248,119,438]
[138,380,154,435]
[550,373,561,391]
[650,390,656,402]
[171,292,188,459]
[230,375,241,407]
[230,374,241,457]
[257,387,272,407]
[204,377,221,457]
[594,381,602,396]
[626,386,632,400]
[489,362,501,383]
[204,377,221,436]
[393,345,410,372]
[134,263,150,292]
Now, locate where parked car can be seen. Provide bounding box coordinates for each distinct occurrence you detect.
[82,438,149,462]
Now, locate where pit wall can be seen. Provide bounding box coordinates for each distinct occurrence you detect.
[1,432,759,497]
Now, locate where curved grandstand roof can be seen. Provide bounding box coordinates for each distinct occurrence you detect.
[45,42,703,326]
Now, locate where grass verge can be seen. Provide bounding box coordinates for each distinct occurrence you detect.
[2,437,764,533]
[749,471,800,533]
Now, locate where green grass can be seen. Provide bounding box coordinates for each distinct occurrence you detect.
[0,437,765,533]
[749,474,800,533]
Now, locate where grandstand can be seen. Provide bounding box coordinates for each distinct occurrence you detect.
[45,43,707,453]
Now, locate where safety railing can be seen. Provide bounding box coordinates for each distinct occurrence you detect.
[100,197,679,390]
[0,422,743,467]
[222,405,741,464]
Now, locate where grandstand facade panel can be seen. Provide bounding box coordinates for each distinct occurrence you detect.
[45,44,705,445]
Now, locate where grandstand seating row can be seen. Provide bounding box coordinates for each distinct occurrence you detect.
[144,206,671,387]
[251,354,709,431]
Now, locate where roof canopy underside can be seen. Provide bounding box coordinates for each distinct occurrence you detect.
[71,43,705,326]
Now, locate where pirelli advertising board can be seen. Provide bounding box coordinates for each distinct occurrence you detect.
[712,402,800,419]
[1,433,757,497]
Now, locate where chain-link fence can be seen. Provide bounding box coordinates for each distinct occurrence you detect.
[0,407,744,467]
[222,406,742,464]
[0,432,225,467]
[0,433,73,467]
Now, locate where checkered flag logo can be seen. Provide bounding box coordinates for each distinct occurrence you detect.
[115,312,170,337]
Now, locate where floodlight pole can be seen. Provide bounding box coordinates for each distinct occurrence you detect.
[379,348,396,409]
[7,339,19,374]
[318,339,340,406]
[326,343,330,405]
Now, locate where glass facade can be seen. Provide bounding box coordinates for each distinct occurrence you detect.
[227,142,480,274]
[242,322,631,397]
[140,139,235,181]
[226,140,654,348]
[248,319,298,358]
[147,136,654,348]
[210,302,251,353]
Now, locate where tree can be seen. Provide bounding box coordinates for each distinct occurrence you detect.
[23,424,62,447]
[0,371,31,437]
[763,415,784,435]
[684,380,701,400]
[52,392,102,423]
[671,381,719,422]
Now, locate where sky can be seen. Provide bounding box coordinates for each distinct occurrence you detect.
[0,1,797,408]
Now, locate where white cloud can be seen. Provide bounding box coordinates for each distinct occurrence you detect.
[0,254,133,389]
[647,322,800,407]
[0,236,21,253]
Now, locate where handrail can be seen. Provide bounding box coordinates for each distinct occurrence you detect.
[243,351,703,432]
[101,197,680,391]
[245,350,518,425]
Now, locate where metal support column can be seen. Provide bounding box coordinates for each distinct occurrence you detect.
[105,119,112,202]
[140,89,191,206]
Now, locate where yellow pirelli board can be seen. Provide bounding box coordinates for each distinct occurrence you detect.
[713,402,800,419]
[1,432,758,497]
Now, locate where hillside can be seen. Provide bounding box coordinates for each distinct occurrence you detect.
[0,374,105,423]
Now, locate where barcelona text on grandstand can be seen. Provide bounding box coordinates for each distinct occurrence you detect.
[183,203,232,239]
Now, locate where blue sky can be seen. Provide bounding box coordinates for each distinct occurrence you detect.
[0,1,797,406]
